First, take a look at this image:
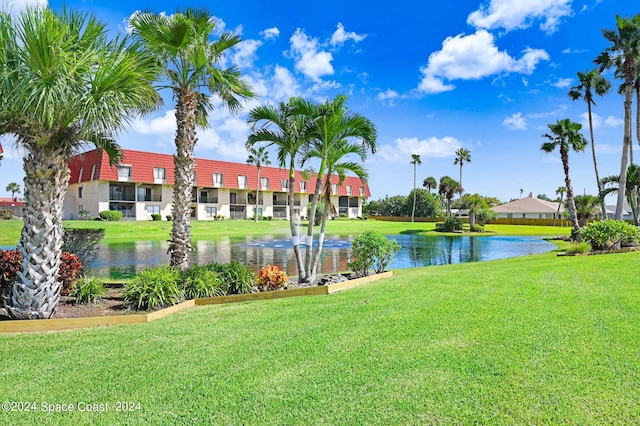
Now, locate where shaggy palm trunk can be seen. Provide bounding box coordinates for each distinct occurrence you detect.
[8,148,69,319]
[288,174,305,282]
[469,210,476,228]
[560,147,580,236]
[616,82,633,220]
[587,101,607,219]
[309,195,331,283]
[169,90,197,270]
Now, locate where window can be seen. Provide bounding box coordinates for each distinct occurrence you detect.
[90,164,97,181]
[117,165,132,181]
[213,173,223,187]
[153,167,166,183]
[346,185,352,196]
[78,167,84,183]
[299,181,307,193]
[260,177,269,190]
[147,205,160,215]
[238,175,247,189]
[359,186,365,196]
[78,187,84,199]
[332,183,338,194]
[522,214,526,218]
[206,207,217,217]
[507,213,513,219]
[281,179,289,191]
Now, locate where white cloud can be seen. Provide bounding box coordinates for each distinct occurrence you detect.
[377,89,399,101]
[287,29,334,81]
[260,27,280,40]
[562,48,587,54]
[580,112,624,130]
[604,116,623,127]
[551,77,572,88]
[594,144,621,155]
[417,30,549,94]
[467,0,573,33]
[131,110,176,135]
[330,23,366,46]
[503,112,527,130]
[232,39,262,69]
[522,77,528,87]
[1,0,46,16]
[377,137,462,162]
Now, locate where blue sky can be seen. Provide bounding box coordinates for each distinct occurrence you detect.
[1,0,638,203]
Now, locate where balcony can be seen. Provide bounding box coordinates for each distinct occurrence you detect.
[273,200,288,206]
[138,195,162,202]
[199,197,218,204]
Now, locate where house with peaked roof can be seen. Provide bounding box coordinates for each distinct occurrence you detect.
[63,149,370,221]
[491,194,563,219]
[0,197,24,218]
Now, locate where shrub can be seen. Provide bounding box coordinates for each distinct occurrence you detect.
[99,210,123,221]
[71,276,106,304]
[166,214,173,221]
[439,216,463,232]
[151,213,162,221]
[348,230,401,277]
[0,210,14,220]
[207,261,254,294]
[124,265,184,310]
[469,224,484,233]
[0,250,82,297]
[63,228,105,266]
[256,265,288,291]
[181,264,224,299]
[475,209,497,226]
[565,242,592,254]
[580,220,639,250]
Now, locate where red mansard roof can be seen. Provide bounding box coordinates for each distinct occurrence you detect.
[67,149,371,197]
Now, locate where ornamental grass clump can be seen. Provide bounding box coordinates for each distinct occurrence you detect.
[256,265,288,291]
[124,265,184,310]
[71,276,106,304]
[181,264,224,299]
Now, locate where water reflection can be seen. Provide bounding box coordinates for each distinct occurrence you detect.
[85,234,555,279]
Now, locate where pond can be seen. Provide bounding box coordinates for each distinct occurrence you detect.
[78,234,555,279]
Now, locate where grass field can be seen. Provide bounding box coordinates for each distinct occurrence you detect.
[1,248,638,424]
[0,218,571,246]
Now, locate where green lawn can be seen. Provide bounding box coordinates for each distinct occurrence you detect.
[0,218,571,246]
[1,249,638,424]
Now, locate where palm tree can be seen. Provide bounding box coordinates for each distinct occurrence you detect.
[601,163,640,225]
[130,9,253,270]
[300,95,377,283]
[5,182,20,200]
[453,148,471,198]
[572,195,601,227]
[422,176,437,194]
[438,176,461,217]
[410,154,421,222]
[569,69,611,219]
[553,186,566,226]
[541,119,587,237]
[246,146,270,223]
[0,8,160,319]
[596,14,640,220]
[247,98,315,281]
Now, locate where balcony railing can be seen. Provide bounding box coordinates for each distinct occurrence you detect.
[109,194,136,202]
[138,195,162,202]
[230,198,247,205]
[199,197,218,204]
[273,200,288,206]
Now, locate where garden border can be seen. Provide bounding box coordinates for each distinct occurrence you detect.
[0,272,393,334]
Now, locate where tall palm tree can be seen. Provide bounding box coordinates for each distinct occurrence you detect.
[410,154,421,222]
[596,14,640,220]
[422,176,437,194]
[0,8,160,319]
[300,95,377,283]
[453,148,471,197]
[246,98,314,281]
[5,182,20,200]
[246,146,270,222]
[541,119,587,237]
[569,69,611,219]
[438,176,461,217]
[130,9,253,270]
[553,186,566,226]
[601,163,640,225]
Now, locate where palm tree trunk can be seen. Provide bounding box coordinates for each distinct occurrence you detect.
[588,101,607,219]
[169,90,196,270]
[309,195,332,283]
[288,173,305,282]
[303,174,323,283]
[615,83,633,220]
[411,164,416,222]
[255,167,260,223]
[553,195,563,226]
[8,148,69,319]
[561,148,580,235]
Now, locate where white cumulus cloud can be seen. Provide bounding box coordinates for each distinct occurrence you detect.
[467,0,573,33]
[232,39,262,69]
[377,137,462,162]
[551,77,572,88]
[580,112,624,130]
[377,89,399,101]
[417,30,549,94]
[260,27,280,40]
[287,28,334,82]
[1,0,47,16]
[330,23,366,46]
[503,112,527,130]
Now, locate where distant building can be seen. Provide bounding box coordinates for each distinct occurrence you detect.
[0,197,24,218]
[64,149,370,221]
[491,194,563,219]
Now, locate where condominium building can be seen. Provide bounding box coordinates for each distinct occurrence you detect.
[64,149,370,221]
